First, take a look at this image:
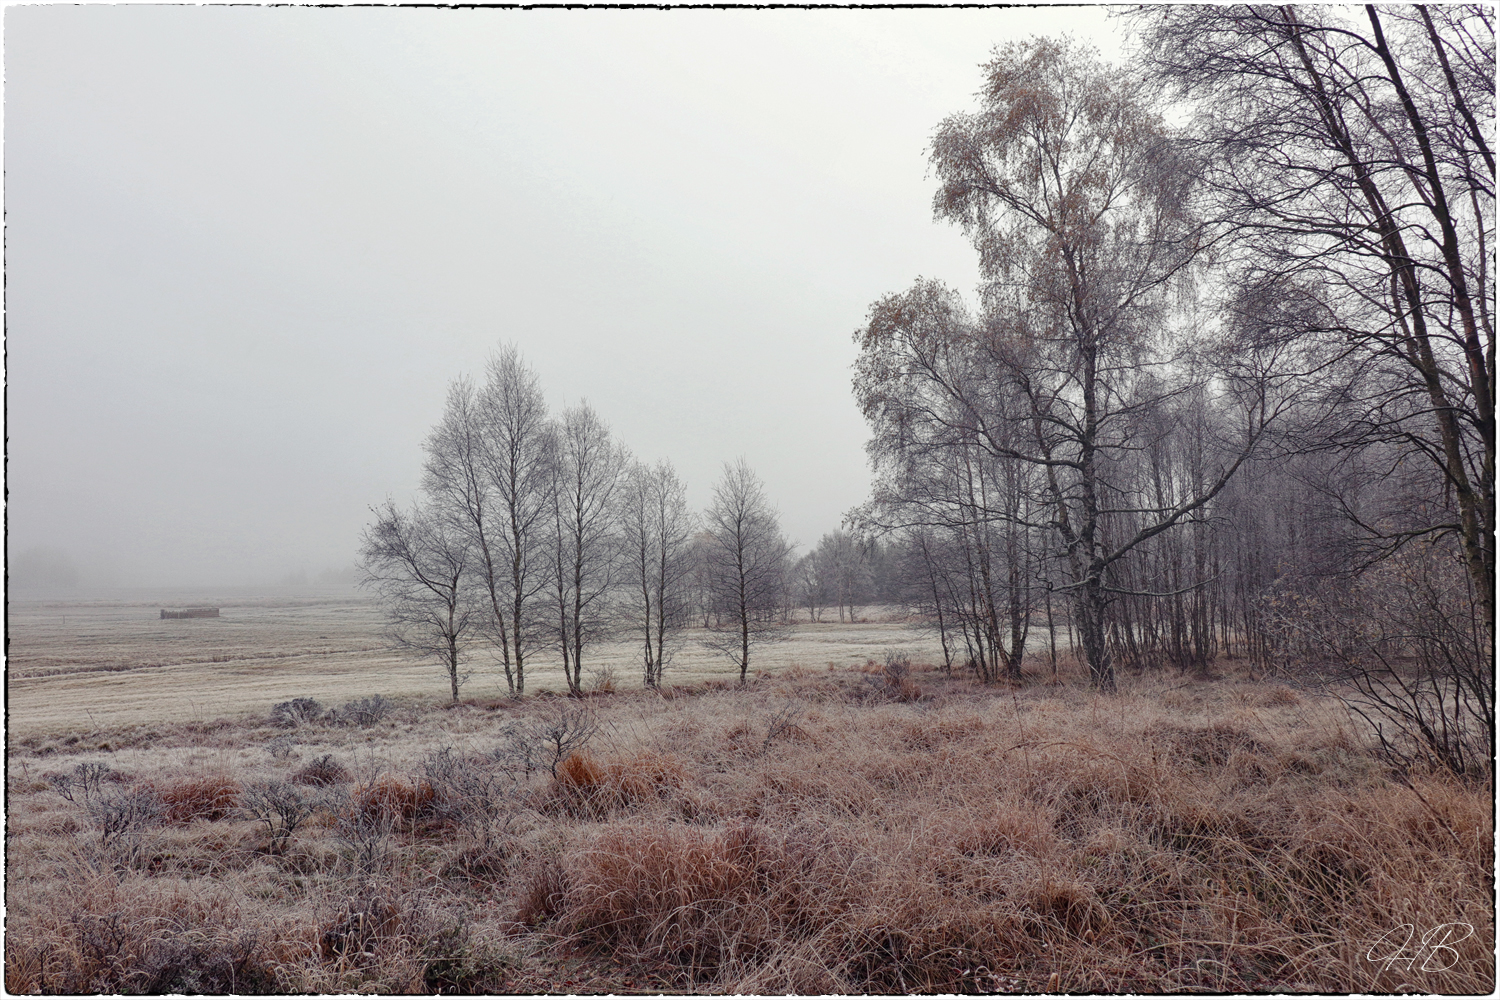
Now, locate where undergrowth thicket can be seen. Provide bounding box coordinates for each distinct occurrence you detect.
[5,658,1493,994]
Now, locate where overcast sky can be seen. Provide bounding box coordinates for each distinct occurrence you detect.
[7,4,1132,589]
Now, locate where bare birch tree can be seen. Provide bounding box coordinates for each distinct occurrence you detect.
[546,402,628,696]
[360,500,476,703]
[703,459,792,683]
[617,459,696,687]
[793,547,832,623]
[1130,3,1495,637]
[422,377,516,692]
[478,345,555,696]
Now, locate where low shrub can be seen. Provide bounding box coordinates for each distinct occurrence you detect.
[269,698,325,727]
[293,754,351,787]
[240,781,317,853]
[336,695,393,727]
[855,651,923,703]
[320,896,400,960]
[45,761,113,805]
[3,881,293,995]
[419,916,520,994]
[533,707,601,777]
[421,748,514,839]
[87,789,163,860]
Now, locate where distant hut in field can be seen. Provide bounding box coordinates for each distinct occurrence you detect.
[161,607,220,619]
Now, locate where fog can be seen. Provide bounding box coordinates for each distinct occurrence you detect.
[7,5,1129,590]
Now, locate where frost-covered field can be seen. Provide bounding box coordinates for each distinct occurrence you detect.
[6,589,945,736]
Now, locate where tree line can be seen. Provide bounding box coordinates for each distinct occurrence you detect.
[361,346,803,699]
[848,8,1491,775]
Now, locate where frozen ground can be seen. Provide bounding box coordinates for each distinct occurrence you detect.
[6,588,946,735]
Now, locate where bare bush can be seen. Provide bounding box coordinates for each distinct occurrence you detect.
[320,895,400,961]
[529,705,600,778]
[240,781,317,853]
[87,789,161,853]
[9,902,280,994]
[336,695,393,727]
[46,761,112,805]
[1339,552,1492,780]
[269,698,326,728]
[488,721,544,777]
[325,786,398,876]
[858,651,922,703]
[422,747,513,844]
[1255,545,1492,779]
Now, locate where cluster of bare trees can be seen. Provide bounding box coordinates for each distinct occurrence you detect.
[365,7,1490,776]
[361,347,794,698]
[852,11,1492,775]
[792,530,871,624]
[852,38,1286,692]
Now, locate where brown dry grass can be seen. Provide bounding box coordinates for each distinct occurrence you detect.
[5,656,1493,994]
[149,775,242,824]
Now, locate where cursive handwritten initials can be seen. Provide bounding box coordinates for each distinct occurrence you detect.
[1366,923,1474,973]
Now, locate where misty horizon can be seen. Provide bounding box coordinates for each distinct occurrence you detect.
[7,5,1129,591]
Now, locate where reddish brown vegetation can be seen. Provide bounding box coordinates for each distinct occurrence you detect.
[147,775,241,824]
[351,775,438,825]
[5,663,1493,994]
[292,754,351,787]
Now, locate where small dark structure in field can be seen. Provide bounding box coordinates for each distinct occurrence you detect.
[161,607,220,619]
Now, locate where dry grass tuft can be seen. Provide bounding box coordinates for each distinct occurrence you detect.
[147,775,242,824]
[948,800,1058,858]
[544,749,689,816]
[320,896,400,960]
[555,750,606,790]
[1261,684,1302,706]
[292,753,351,787]
[351,775,438,825]
[1026,878,1110,938]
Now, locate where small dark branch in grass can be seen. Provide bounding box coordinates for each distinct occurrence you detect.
[531,706,600,778]
[763,701,803,753]
[48,761,113,805]
[240,781,316,853]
